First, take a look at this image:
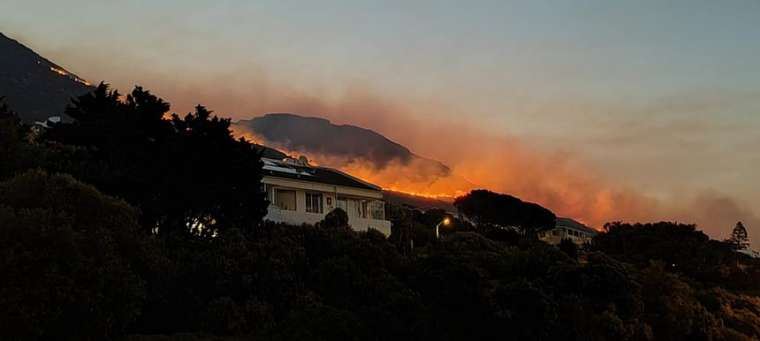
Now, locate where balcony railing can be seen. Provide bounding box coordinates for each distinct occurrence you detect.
[265,206,392,236]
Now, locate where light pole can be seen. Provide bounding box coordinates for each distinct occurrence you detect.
[435,217,451,239]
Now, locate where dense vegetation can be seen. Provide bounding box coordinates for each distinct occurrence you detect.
[453,189,556,236]
[1,89,759,340]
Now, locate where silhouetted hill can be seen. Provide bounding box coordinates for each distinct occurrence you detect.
[254,144,289,159]
[0,32,92,122]
[383,190,456,212]
[234,113,451,175]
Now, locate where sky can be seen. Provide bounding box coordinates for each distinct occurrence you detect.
[2,0,759,245]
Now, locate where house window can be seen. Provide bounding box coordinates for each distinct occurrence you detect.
[337,197,348,211]
[369,201,384,220]
[275,189,296,211]
[306,192,323,213]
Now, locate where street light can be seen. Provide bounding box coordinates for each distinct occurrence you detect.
[435,217,451,239]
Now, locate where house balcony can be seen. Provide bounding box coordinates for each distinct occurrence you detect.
[265,206,392,237]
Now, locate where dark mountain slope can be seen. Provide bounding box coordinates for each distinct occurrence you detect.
[0,32,93,122]
[235,113,450,175]
[383,190,457,211]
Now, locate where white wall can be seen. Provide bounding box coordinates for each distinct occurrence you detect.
[266,206,324,226]
[265,206,392,236]
[539,228,593,245]
[263,176,391,236]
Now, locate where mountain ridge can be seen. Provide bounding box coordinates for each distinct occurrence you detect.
[0,32,93,122]
[1,32,472,200]
[234,113,451,175]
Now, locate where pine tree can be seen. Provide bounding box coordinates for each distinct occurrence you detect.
[0,97,21,151]
[727,221,750,250]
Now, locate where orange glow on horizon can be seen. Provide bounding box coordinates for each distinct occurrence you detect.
[230,124,648,232]
[383,187,458,200]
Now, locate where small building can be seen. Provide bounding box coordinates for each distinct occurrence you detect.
[539,217,597,245]
[262,157,392,236]
[738,248,760,259]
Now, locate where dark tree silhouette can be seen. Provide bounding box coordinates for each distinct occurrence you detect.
[593,221,753,290]
[559,238,579,260]
[386,204,416,254]
[727,221,750,250]
[0,98,19,155]
[320,207,350,229]
[0,98,27,180]
[160,105,268,235]
[454,189,556,237]
[0,170,154,339]
[45,84,268,235]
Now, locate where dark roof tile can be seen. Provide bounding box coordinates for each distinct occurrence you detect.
[262,158,380,191]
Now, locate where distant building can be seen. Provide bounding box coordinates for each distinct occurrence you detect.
[539,217,597,245]
[738,248,760,258]
[28,115,63,138]
[30,115,62,131]
[262,157,392,236]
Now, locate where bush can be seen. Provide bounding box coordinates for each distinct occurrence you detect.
[559,238,579,260]
[319,208,349,229]
[0,170,151,339]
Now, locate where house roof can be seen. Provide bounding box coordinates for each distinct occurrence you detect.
[262,157,381,191]
[556,217,598,236]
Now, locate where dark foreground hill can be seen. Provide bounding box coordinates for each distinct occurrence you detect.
[0,32,92,122]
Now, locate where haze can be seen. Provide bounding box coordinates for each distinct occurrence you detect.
[2,0,759,245]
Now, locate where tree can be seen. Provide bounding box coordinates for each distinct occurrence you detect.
[454,189,556,237]
[559,238,579,260]
[593,221,748,291]
[638,262,724,340]
[159,105,268,235]
[386,203,416,254]
[520,201,557,238]
[489,279,559,340]
[320,208,350,229]
[0,170,152,339]
[727,221,750,251]
[0,98,23,178]
[45,84,268,236]
[0,97,20,151]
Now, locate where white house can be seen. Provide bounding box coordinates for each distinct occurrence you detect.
[539,217,598,245]
[262,157,392,236]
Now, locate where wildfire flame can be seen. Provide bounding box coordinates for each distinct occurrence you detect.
[383,188,459,200]
[49,66,91,86]
[49,66,68,76]
[230,126,473,200]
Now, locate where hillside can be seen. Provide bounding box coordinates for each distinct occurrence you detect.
[383,190,456,212]
[0,32,92,122]
[234,113,451,174]
[0,32,467,206]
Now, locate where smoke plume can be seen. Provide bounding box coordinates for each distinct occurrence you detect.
[104,68,756,247]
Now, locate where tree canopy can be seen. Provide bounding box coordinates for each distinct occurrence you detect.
[44,83,268,235]
[727,221,750,250]
[454,189,556,236]
[0,170,155,339]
